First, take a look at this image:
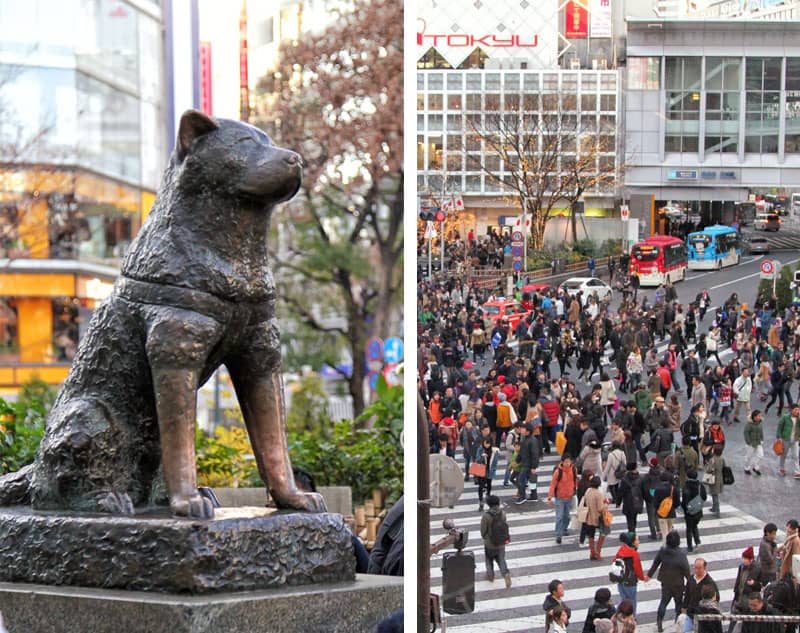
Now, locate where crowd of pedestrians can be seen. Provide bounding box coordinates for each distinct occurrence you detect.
[420,269,800,626]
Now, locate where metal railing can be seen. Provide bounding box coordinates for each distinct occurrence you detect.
[694,612,800,633]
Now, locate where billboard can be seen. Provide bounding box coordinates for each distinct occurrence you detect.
[565,1,588,38]
[416,0,560,69]
[589,0,612,38]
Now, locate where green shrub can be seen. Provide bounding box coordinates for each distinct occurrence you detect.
[288,375,403,505]
[195,375,404,505]
[0,378,55,475]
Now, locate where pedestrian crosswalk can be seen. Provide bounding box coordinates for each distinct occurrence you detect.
[430,450,777,633]
[761,228,800,251]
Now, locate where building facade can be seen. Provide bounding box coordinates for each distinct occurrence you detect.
[624,18,800,229]
[0,0,171,396]
[416,0,623,242]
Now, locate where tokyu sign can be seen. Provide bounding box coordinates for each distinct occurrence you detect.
[416,0,559,69]
[417,32,539,48]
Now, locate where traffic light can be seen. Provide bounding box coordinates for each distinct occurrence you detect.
[419,208,446,222]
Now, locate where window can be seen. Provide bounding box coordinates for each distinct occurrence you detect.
[664,58,702,153]
[627,57,661,90]
[745,58,781,153]
[786,59,800,152]
[704,57,740,154]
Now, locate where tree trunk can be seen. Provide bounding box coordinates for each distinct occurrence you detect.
[373,244,400,340]
[530,211,546,251]
[347,313,367,419]
[570,200,579,245]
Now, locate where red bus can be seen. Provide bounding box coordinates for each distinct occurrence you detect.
[629,235,688,286]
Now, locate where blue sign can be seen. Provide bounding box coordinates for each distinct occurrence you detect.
[512,260,523,271]
[368,371,380,392]
[512,246,522,257]
[383,337,404,364]
[366,337,383,362]
[668,169,697,180]
[503,244,512,254]
[701,171,716,180]
[719,171,737,180]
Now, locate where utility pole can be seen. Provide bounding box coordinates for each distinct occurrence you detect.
[417,395,431,631]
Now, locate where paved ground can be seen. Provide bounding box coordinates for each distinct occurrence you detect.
[431,452,773,633]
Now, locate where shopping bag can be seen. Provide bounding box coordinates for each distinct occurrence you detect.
[468,462,487,478]
[555,431,567,455]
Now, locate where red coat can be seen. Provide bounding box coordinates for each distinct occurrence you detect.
[657,366,672,390]
[542,400,561,428]
[614,543,646,581]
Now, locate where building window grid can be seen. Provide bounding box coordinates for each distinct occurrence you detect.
[417,70,618,195]
[703,57,740,155]
[658,55,800,155]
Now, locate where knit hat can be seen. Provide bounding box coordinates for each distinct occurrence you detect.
[620,531,636,546]
[463,360,474,369]
[497,375,506,384]
[649,457,659,468]
[742,546,755,559]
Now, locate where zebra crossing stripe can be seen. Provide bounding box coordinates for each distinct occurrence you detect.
[431,450,777,632]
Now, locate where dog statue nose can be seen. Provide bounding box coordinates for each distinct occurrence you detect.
[285,153,300,166]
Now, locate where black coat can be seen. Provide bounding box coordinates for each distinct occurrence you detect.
[582,602,616,633]
[647,545,690,591]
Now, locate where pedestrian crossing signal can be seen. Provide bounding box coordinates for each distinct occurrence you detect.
[419,208,446,222]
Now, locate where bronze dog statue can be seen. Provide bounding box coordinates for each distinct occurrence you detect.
[0,110,325,519]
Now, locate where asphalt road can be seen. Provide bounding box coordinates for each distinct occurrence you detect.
[481,251,800,529]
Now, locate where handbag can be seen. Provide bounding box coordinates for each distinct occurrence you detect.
[601,508,614,528]
[774,438,785,456]
[702,472,716,485]
[722,465,734,485]
[468,462,487,478]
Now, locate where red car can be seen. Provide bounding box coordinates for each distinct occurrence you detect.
[480,299,531,331]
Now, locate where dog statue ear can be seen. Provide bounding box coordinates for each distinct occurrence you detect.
[176,110,219,160]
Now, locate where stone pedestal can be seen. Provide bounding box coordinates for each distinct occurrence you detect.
[0,575,404,633]
[0,506,354,593]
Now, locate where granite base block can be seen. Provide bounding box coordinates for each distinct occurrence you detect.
[0,506,354,593]
[0,575,404,633]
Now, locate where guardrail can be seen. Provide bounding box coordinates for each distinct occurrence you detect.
[469,256,616,292]
[693,612,800,633]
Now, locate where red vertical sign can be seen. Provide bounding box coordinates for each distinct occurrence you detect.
[239,1,250,122]
[199,42,213,116]
[565,1,588,38]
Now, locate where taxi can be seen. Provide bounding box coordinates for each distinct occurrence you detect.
[480,298,531,331]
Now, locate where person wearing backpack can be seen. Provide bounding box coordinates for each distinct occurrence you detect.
[547,454,578,544]
[681,468,707,553]
[611,531,650,611]
[479,495,512,588]
[647,530,691,632]
[651,418,676,464]
[653,470,680,542]
[616,462,645,532]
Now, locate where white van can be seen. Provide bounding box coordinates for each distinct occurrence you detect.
[754,213,780,231]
